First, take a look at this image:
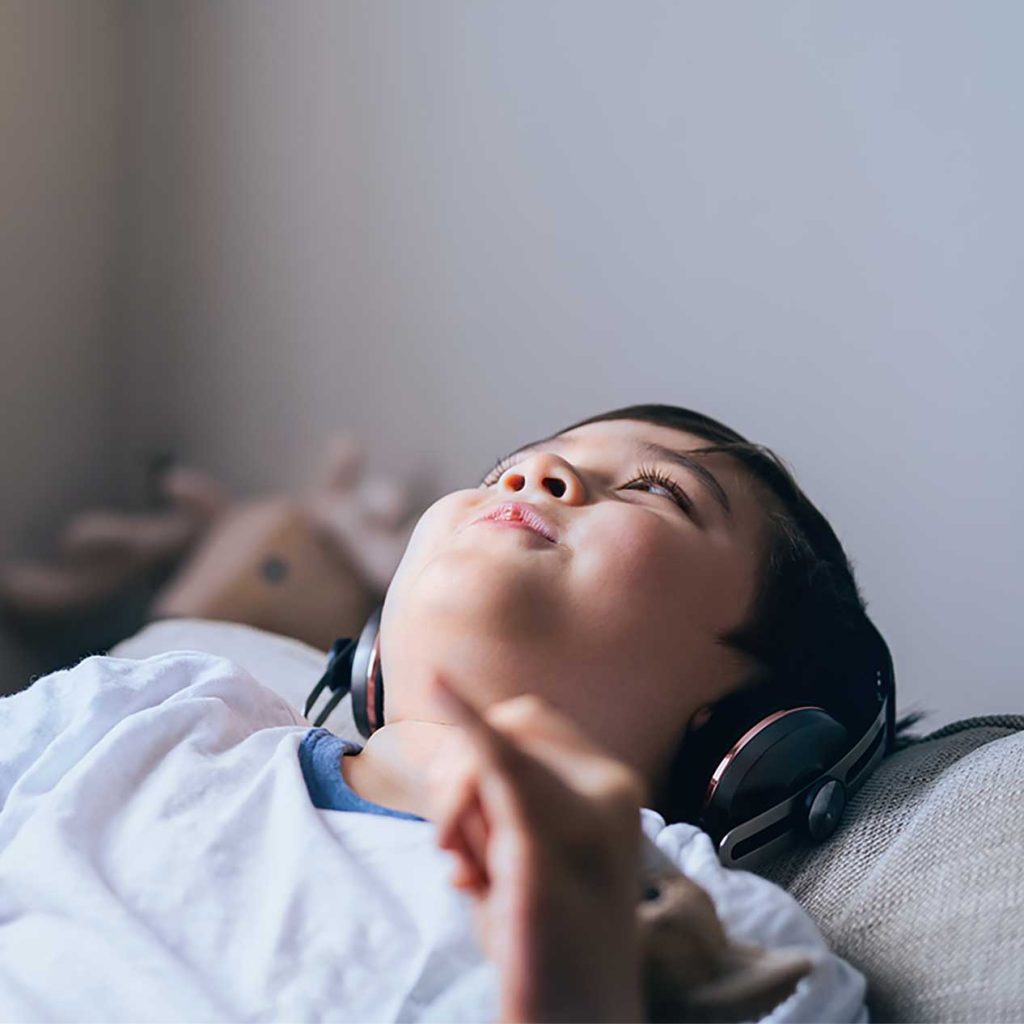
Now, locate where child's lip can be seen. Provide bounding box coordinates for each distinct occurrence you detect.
[472,502,559,543]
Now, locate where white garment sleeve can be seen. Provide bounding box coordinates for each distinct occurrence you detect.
[642,810,869,1023]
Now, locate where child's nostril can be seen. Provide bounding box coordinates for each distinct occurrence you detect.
[544,478,566,498]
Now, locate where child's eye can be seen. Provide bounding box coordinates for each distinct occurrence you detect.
[621,465,695,517]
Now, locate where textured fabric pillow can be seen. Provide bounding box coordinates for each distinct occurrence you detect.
[759,716,1024,1023]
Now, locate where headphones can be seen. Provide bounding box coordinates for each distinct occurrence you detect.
[305,607,895,871]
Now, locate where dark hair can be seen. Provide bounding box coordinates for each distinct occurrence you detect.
[554,403,921,825]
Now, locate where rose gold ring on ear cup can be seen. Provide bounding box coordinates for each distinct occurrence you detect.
[703,707,822,808]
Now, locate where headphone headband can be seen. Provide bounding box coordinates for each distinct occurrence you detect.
[305,605,897,869]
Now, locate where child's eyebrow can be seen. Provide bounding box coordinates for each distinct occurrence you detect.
[634,440,733,517]
[484,436,733,518]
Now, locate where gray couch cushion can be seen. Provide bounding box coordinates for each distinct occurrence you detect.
[759,716,1024,1023]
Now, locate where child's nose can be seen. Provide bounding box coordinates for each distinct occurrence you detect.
[497,452,586,505]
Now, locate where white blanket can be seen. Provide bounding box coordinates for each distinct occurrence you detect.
[0,649,868,1022]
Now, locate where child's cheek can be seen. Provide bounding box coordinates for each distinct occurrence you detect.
[387,491,480,588]
[577,512,687,597]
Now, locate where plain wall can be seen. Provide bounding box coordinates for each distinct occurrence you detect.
[0,0,124,687]
[120,1,1023,729]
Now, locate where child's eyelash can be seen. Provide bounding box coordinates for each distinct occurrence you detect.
[479,457,693,516]
[624,463,694,515]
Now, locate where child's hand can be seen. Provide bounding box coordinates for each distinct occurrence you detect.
[427,676,646,1024]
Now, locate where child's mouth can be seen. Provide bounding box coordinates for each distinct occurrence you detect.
[473,502,559,543]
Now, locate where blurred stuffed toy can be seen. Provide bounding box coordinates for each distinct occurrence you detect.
[0,437,418,655]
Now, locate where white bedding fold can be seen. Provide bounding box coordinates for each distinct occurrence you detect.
[0,651,866,1022]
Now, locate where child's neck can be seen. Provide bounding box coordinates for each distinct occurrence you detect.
[340,720,461,820]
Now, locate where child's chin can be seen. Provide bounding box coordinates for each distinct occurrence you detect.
[400,555,564,634]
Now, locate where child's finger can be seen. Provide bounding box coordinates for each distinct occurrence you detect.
[430,674,526,777]
[439,793,491,896]
[456,792,490,871]
[434,766,477,852]
[450,836,488,894]
[432,674,586,833]
[485,693,595,754]
[435,683,618,801]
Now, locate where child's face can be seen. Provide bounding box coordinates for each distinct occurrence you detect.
[380,417,772,782]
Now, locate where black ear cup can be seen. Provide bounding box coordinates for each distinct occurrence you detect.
[701,707,850,846]
[350,606,384,738]
[699,619,895,867]
[304,606,386,735]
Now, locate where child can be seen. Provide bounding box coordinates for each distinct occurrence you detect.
[0,403,887,1021]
